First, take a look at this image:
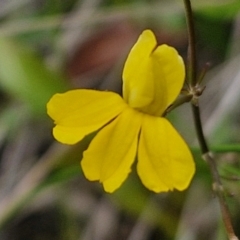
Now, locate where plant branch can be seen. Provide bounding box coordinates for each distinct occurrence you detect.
[192,105,238,240]
[183,0,238,239]
[191,105,208,153]
[183,0,197,86]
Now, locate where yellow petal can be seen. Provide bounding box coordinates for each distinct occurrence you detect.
[151,44,185,113]
[47,89,127,144]
[81,108,142,193]
[122,29,185,116]
[122,30,156,111]
[52,125,94,145]
[137,115,195,193]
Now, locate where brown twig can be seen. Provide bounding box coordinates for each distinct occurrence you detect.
[183,0,238,239]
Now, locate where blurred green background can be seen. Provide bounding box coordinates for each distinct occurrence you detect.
[0,0,240,239]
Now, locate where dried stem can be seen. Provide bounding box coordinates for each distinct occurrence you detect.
[183,0,238,239]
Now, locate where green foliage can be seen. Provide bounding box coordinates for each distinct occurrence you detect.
[195,0,240,20]
[0,38,68,116]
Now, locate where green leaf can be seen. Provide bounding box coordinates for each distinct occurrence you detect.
[0,37,68,116]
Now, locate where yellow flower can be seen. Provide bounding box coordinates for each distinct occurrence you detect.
[47,30,195,193]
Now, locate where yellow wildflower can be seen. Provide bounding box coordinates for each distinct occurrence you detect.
[47,30,195,193]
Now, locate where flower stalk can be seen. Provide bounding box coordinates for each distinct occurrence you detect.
[183,0,197,87]
[183,0,239,239]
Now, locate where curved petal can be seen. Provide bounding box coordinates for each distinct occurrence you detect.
[122,29,185,116]
[122,30,156,110]
[137,116,195,193]
[47,89,127,144]
[52,125,95,145]
[151,45,185,114]
[81,108,142,193]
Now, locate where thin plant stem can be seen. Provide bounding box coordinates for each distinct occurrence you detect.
[183,0,239,239]
[191,105,208,153]
[192,105,238,240]
[183,0,197,86]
